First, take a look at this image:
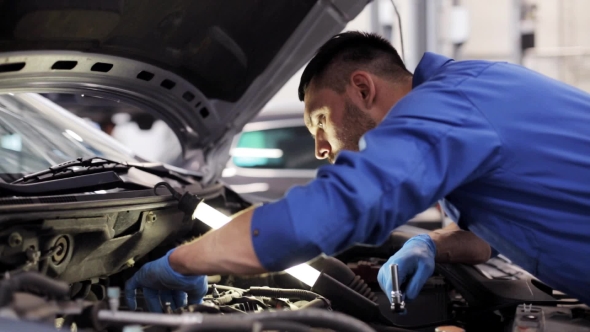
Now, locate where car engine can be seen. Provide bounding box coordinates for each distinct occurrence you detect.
[0,250,590,332]
[1,178,589,332]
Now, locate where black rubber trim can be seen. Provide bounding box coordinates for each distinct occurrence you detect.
[0,172,122,195]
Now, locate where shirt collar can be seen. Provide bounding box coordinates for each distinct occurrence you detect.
[412,52,454,88]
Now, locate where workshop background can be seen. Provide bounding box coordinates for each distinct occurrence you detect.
[47,0,590,207]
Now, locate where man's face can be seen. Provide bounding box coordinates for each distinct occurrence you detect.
[304,87,377,163]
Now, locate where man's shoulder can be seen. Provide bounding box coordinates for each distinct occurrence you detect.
[431,59,501,88]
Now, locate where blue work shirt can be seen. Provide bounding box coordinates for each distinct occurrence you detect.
[251,52,590,304]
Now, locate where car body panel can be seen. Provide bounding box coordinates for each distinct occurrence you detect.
[0,0,369,182]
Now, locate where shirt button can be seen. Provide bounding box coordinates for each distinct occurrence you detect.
[253,229,260,237]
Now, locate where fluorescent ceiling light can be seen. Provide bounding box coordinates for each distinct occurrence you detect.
[231,148,283,159]
[193,202,321,287]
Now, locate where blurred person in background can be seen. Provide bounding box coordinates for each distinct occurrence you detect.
[111,112,181,165]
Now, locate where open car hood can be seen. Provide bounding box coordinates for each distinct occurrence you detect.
[0,0,368,182]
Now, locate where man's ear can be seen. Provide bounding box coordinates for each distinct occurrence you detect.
[350,71,376,109]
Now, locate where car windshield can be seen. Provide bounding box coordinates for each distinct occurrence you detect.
[0,93,139,176]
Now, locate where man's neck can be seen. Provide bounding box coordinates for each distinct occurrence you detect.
[373,77,413,123]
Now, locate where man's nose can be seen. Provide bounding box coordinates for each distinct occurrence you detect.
[315,137,331,160]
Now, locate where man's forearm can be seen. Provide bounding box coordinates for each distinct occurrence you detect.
[428,223,491,264]
[169,207,267,276]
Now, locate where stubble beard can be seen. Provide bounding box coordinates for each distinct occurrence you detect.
[329,99,377,163]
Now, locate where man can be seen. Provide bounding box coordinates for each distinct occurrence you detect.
[125,31,590,312]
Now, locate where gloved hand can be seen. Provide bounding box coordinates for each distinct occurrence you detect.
[378,234,436,303]
[125,249,208,312]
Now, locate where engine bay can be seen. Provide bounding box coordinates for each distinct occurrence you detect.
[0,180,589,332]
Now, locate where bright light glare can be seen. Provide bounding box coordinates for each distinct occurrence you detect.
[193,202,321,286]
[65,129,84,142]
[229,183,269,194]
[285,264,321,287]
[221,168,237,178]
[192,202,231,229]
[231,148,283,158]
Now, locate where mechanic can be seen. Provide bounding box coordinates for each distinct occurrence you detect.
[125,31,590,312]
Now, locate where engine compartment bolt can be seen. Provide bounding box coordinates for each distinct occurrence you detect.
[8,232,22,248]
[147,212,157,223]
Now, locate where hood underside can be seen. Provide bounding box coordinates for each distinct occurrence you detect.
[1,0,315,102]
[0,0,368,182]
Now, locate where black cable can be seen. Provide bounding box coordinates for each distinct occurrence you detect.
[154,182,182,200]
[390,0,405,61]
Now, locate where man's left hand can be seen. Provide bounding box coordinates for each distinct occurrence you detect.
[377,234,436,302]
[125,249,208,312]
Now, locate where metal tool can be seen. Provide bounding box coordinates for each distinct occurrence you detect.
[390,264,405,312]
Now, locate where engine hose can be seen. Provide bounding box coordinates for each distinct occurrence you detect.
[349,275,378,302]
[298,298,331,310]
[250,309,375,332]
[259,320,312,332]
[176,320,312,332]
[180,310,375,332]
[0,272,69,306]
[238,308,376,332]
[247,287,323,302]
[175,320,254,332]
[98,308,375,332]
[318,257,377,303]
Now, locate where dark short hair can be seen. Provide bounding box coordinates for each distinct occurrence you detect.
[298,31,410,101]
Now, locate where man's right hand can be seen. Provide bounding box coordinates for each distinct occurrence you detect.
[377,234,436,302]
[125,249,208,312]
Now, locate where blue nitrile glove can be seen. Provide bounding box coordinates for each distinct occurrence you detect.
[378,234,436,302]
[125,249,208,312]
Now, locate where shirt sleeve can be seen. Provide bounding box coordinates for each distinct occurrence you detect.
[251,86,505,271]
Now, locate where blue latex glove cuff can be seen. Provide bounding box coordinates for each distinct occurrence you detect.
[378,234,436,303]
[406,234,437,254]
